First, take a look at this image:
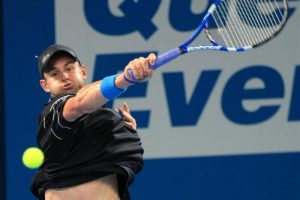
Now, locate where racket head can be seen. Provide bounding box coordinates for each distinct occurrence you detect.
[186,0,289,52]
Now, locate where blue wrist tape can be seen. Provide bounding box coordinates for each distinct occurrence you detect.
[100,75,127,100]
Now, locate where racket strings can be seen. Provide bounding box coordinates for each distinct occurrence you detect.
[237,0,264,44]
[210,0,287,48]
[241,0,269,44]
[224,0,252,47]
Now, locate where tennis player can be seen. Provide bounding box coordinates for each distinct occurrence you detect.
[30,44,156,200]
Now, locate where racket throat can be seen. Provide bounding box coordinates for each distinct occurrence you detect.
[179,46,188,54]
[205,28,218,46]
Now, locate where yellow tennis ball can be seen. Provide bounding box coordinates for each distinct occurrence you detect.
[22,147,44,169]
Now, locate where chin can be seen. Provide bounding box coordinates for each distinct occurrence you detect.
[66,88,79,94]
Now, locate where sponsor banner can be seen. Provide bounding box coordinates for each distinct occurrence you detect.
[55,0,300,158]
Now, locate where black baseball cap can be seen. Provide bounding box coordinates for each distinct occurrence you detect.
[38,44,79,78]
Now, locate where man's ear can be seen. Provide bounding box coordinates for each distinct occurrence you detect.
[81,64,88,80]
[40,79,50,93]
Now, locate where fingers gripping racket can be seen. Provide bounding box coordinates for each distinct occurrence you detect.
[129,0,289,80]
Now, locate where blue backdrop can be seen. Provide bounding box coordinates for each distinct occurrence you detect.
[1,0,5,198]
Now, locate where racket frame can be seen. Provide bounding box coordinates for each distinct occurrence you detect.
[128,0,289,80]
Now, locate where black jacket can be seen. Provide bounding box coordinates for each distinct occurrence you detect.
[31,94,144,200]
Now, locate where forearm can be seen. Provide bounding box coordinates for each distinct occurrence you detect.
[64,75,129,121]
[74,74,130,113]
[73,80,106,114]
[64,53,156,121]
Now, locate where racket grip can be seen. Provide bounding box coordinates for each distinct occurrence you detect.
[150,47,182,70]
[128,48,182,81]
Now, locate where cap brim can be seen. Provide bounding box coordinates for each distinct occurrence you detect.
[41,51,77,73]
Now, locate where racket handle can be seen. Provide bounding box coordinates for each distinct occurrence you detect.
[150,47,182,70]
[128,48,182,81]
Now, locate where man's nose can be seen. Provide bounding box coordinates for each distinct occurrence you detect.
[61,71,69,80]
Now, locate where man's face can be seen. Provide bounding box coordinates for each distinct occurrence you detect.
[39,55,87,97]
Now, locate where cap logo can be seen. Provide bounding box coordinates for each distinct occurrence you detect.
[42,53,50,65]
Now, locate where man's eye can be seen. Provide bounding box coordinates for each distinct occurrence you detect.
[66,66,74,71]
[50,72,58,76]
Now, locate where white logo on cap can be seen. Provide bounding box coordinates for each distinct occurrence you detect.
[42,54,50,65]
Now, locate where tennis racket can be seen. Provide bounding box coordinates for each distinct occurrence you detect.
[128,0,289,80]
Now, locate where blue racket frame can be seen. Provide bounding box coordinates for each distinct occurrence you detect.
[128,0,288,80]
[128,0,233,79]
